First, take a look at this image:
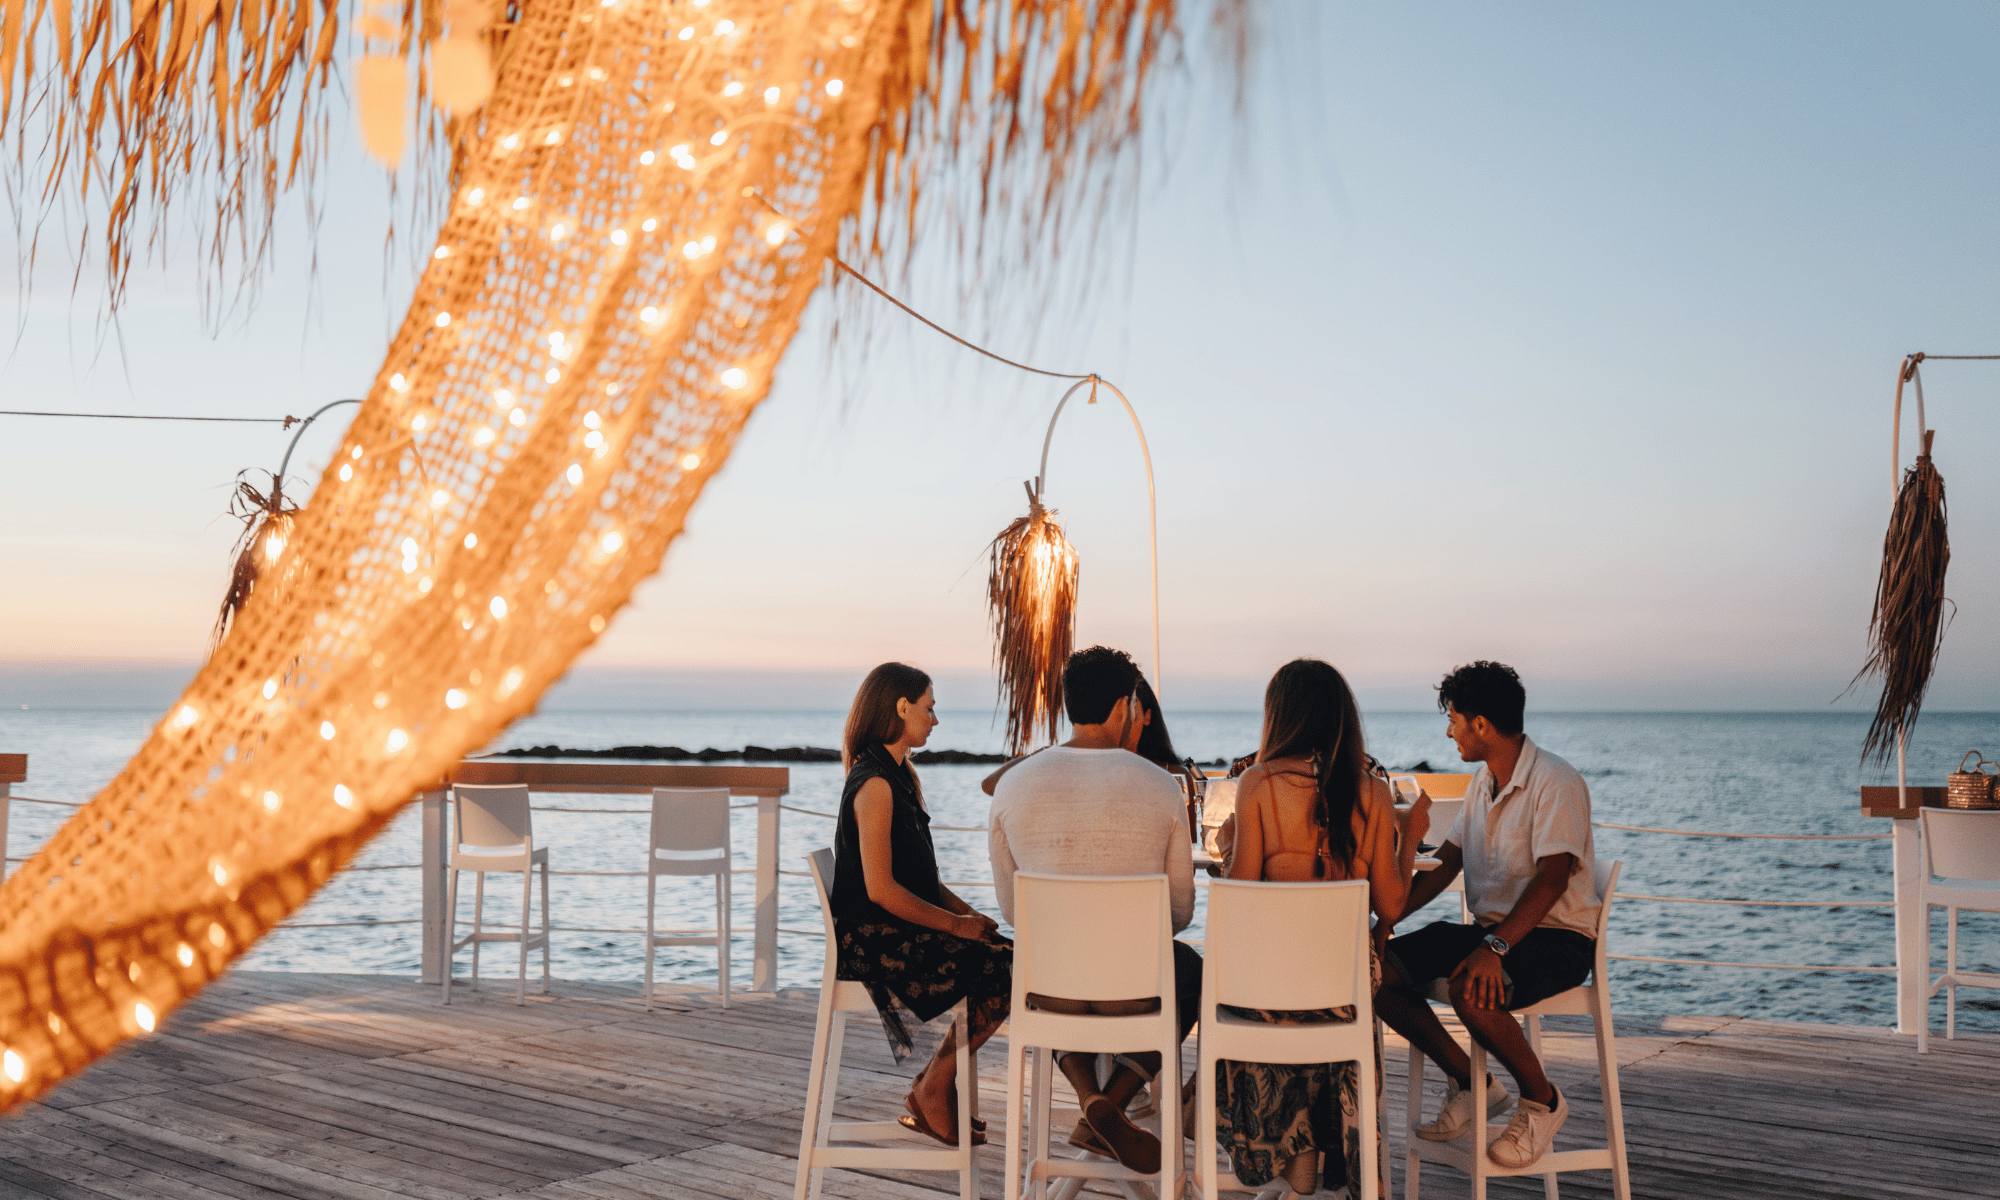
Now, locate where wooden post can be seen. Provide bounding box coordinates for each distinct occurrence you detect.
[420,790,448,986]
[0,754,25,885]
[754,792,780,993]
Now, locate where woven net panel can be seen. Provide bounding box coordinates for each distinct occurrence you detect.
[0,0,913,1109]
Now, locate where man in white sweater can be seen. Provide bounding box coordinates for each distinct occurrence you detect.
[987,646,1200,1176]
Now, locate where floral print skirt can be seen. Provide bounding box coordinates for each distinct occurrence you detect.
[1214,946,1383,1194]
[836,918,1013,1062]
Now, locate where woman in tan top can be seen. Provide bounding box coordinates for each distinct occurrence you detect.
[1217,658,1430,1196]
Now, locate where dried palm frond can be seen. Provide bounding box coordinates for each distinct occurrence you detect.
[988,490,1079,755]
[211,472,300,655]
[1854,429,1951,765]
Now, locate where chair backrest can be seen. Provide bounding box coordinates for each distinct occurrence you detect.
[1014,873,1170,1002]
[1409,773,1473,800]
[1588,858,1622,943]
[1921,808,2000,883]
[1205,879,1369,1011]
[806,848,840,981]
[650,787,731,875]
[453,784,533,853]
[1425,798,1467,849]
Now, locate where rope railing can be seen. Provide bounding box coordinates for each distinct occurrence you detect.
[1608,954,1895,974]
[1595,822,1888,841]
[6,795,83,808]
[1614,892,1892,908]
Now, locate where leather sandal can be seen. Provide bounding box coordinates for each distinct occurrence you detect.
[1083,1094,1160,1175]
[898,1091,987,1147]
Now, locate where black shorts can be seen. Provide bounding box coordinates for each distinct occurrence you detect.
[1384,921,1594,1011]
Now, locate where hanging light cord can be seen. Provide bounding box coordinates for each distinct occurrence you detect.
[0,409,303,425]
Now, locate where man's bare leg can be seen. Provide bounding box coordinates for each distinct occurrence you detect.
[1450,993,1554,1106]
[1376,960,1475,1084]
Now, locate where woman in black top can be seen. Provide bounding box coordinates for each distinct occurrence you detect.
[833,663,1011,1147]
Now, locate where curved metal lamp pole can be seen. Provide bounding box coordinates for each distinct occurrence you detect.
[274,399,363,503]
[1032,375,1161,696]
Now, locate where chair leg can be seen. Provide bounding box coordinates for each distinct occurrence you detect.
[540,856,552,993]
[1005,1039,1028,1200]
[1404,1043,1423,1200]
[794,995,839,1200]
[645,873,657,1011]
[719,871,732,1008]
[1919,902,1933,1054]
[518,865,532,1005]
[442,868,459,1005]
[1197,1035,1217,1200]
[1468,1041,1487,1200]
[1594,995,1631,1200]
[471,870,485,988]
[1946,906,1959,1041]
[1356,1042,1379,1200]
[955,1001,978,1200]
[1030,1046,1056,1200]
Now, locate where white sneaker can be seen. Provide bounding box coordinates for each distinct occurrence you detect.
[1486,1087,1568,1168]
[1414,1073,1511,1142]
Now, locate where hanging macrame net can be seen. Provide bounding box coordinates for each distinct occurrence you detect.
[0,0,1214,1109]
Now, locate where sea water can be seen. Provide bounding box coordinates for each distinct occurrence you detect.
[2,707,1995,1031]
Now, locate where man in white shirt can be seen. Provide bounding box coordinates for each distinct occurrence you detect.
[1380,661,1600,1172]
[988,646,1199,1176]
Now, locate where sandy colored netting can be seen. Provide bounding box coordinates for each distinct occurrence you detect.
[0,0,1204,1109]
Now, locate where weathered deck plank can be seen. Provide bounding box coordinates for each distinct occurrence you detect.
[0,972,1991,1199]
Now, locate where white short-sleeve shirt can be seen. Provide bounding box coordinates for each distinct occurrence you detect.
[1443,737,1601,937]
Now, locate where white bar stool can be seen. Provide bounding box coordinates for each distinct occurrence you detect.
[645,787,733,1009]
[1405,859,1629,1200]
[1917,808,2000,1051]
[1004,872,1182,1200]
[1195,878,1379,1200]
[443,783,551,1005]
[794,848,980,1200]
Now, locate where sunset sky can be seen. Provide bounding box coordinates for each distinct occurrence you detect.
[5,3,2000,713]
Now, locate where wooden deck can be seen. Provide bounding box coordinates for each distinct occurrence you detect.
[0,971,1991,1199]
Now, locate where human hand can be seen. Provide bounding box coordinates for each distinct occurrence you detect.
[1398,790,1433,846]
[1450,947,1507,1010]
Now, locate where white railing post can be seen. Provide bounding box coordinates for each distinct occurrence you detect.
[753,792,780,992]
[1892,815,1923,1034]
[1,782,10,883]
[420,789,448,986]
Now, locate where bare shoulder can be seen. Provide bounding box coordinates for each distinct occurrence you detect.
[854,775,894,810]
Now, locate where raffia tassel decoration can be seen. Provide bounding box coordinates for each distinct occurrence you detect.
[210,473,302,655]
[0,0,1235,1112]
[1855,425,1952,765]
[988,487,1080,755]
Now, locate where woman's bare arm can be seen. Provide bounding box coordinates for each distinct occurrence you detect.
[1224,768,1269,880]
[854,778,984,937]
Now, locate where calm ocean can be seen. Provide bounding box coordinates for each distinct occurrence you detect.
[3,708,1995,1032]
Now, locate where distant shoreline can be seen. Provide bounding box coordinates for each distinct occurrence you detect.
[487,744,1445,772]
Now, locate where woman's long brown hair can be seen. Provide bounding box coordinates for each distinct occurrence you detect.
[1257,658,1368,874]
[843,663,934,770]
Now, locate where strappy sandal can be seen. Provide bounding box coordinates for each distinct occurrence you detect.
[898,1091,988,1147]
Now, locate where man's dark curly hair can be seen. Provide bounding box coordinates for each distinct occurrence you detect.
[1063,645,1139,726]
[1437,661,1525,737]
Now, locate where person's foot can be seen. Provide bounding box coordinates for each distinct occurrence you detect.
[898,1086,986,1147]
[1067,1117,1112,1156]
[1414,1072,1511,1142]
[1281,1150,1320,1195]
[1487,1087,1567,1168]
[1083,1094,1161,1175]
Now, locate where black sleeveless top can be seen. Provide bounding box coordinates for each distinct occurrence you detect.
[832,743,943,928]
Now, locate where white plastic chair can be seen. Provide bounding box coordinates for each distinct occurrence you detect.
[1004,873,1182,1200]
[1405,859,1629,1200]
[1917,808,2000,1052]
[1417,798,1468,923]
[443,784,551,1005]
[794,848,980,1200]
[1195,878,1378,1200]
[645,787,733,1009]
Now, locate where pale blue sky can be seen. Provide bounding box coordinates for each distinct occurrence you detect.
[5,2,1999,712]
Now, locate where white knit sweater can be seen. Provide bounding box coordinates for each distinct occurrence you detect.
[987,747,1195,932]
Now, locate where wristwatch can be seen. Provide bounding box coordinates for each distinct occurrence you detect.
[1482,933,1510,957]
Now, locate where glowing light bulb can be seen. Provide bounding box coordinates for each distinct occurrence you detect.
[209,925,227,947]
[764,86,780,104]
[824,79,844,96]
[513,196,531,210]
[320,721,336,740]
[333,784,354,807]
[587,67,607,81]
[584,410,602,428]
[433,246,451,260]
[472,426,497,447]
[723,82,744,97]
[386,728,410,754]
[716,19,735,33]
[495,388,514,406]
[390,373,409,392]
[177,944,195,967]
[490,596,508,618]
[546,368,561,383]
[411,413,429,432]
[710,130,728,146]
[4,1050,24,1083]
[544,129,562,145]
[682,241,702,259]
[463,533,478,549]
[170,705,199,730]
[510,407,528,427]
[765,223,788,246]
[264,531,285,561]
[611,228,629,246]
[566,463,584,485]
[550,223,568,241]
[590,615,607,633]
[501,134,520,150]
[446,689,468,709]
[211,864,228,885]
[401,537,419,558]
[435,311,451,327]
[338,463,353,481]
[263,790,281,811]
[681,453,702,470]
[467,187,486,205]
[584,430,604,448]
[432,489,452,509]
[642,218,658,232]
[678,25,693,39]
[419,576,433,593]
[721,367,748,388]
[605,383,621,396]
[133,1004,155,1033]
[600,530,624,552]
[262,678,279,699]
[700,234,716,252]
[641,305,660,322]
[501,667,524,695]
